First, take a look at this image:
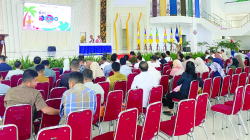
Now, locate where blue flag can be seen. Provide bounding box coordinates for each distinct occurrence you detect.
[175,26,179,43]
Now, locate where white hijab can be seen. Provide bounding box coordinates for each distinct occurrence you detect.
[147,62,161,85]
[63,59,70,73]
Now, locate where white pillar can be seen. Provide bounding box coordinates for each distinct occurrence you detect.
[190,18,198,52]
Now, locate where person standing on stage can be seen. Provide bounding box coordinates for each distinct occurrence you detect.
[89,35,95,43]
[96,35,102,43]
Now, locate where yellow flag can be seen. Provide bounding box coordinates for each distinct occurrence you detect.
[149,30,153,44]
[170,28,174,43]
[164,28,167,43]
[156,28,159,44]
[137,29,140,44]
[144,29,147,44]
[179,25,182,45]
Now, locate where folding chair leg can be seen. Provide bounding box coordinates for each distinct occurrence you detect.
[222,115,224,130]
[109,121,111,131]
[98,122,102,134]
[238,115,241,125]
[239,113,249,135]
[247,111,249,121]
[202,123,209,140]
[190,132,195,140]
[154,135,158,140]
[208,100,212,109]
[93,125,95,130]
[227,116,239,140]
[216,96,221,104]
[212,112,215,135]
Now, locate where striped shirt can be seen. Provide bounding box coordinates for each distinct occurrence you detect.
[59,84,97,125]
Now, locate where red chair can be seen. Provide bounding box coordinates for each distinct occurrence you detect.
[10,74,22,87]
[67,109,92,140]
[206,59,208,63]
[94,76,106,83]
[59,74,64,79]
[225,59,231,68]
[108,71,114,77]
[0,71,8,79]
[147,85,163,105]
[210,71,214,79]
[3,104,32,140]
[50,87,67,99]
[0,94,5,116]
[92,94,102,134]
[160,99,196,139]
[228,74,239,96]
[132,69,140,74]
[211,86,248,139]
[235,67,242,74]
[63,70,71,74]
[227,68,234,78]
[98,82,110,104]
[202,78,212,98]
[168,61,172,66]
[209,77,221,105]
[47,76,54,90]
[245,60,248,66]
[39,98,61,130]
[201,72,209,81]
[155,67,161,72]
[37,125,71,140]
[55,71,60,80]
[159,75,169,95]
[125,88,143,115]
[162,66,171,75]
[208,67,211,72]
[244,66,249,75]
[0,124,18,140]
[38,90,46,101]
[127,73,137,91]
[36,82,49,100]
[114,80,127,101]
[219,75,231,101]
[239,72,247,87]
[136,102,162,140]
[197,72,201,77]
[17,78,22,86]
[55,79,61,87]
[51,68,60,71]
[93,108,138,140]
[1,80,10,86]
[171,75,181,91]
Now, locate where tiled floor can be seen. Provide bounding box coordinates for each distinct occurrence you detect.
[92,100,250,140]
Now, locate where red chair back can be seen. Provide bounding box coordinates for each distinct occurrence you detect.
[47,76,54,90]
[148,85,163,105]
[229,74,239,94]
[235,67,242,74]
[168,61,173,66]
[37,125,71,140]
[63,70,71,74]
[92,94,101,125]
[109,71,114,77]
[98,82,109,104]
[227,68,234,78]
[17,78,22,86]
[0,124,18,140]
[103,91,123,122]
[210,77,221,99]
[206,59,208,63]
[243,84,250,111]
[163,66,171,75]
[94,76,106,83]
[239,72,247,87]
[155,67,161,72]
[220,75,231,97]
[114,80,127,101]
[40,98,61,130]
[245,60,248,66]
[59,74,63,80]
[159,75,169,95]
[36,82,49,100]
[132,69,140,74]
[3,104,32,140]
[50,87,67,99]
[173,99,195,136]
[231,86,244,115]
[172,75,181,90]
[114,108,138,140]
[55,71,60,80]
[140,102,162,140]
[244,66,249,75]
[67,109,92,140]
[210,71,214,79]
[10,74,22,87]
[0,71,8,79]
[208,67,211,72]
[55,79,61,87]
[225,59,231,68]
[1,80,10,86]
[202,78,212,97]
[197,73,200,77]
[195,93,209,126]
[127,73,137,91]
[188,81,199,100]
[0,94,5,116]
[51,68,60,71]
[201,72,209,81]
[126,88,143,115]
[38,90,46,101]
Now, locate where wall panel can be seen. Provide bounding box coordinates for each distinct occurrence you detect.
[26,31,38,50]
[36,32,48,50]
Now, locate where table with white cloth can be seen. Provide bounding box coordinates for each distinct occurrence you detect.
[79,43,112,55]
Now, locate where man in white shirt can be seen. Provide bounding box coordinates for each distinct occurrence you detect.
[210,50,215,58]
[88,35,95,43]
[165,51,172,62]
[100,57,110,70]
[5,61,24,80]
[150,55,160,68]
[134,55,142,69]
[0,73,10,94]
[205,51,210,59]
[82,69,104,104]
[119,58,132,77]
[131,61,157,107]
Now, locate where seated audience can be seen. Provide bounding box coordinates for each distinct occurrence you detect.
[0,55,12,72]
[59,59,79,89]
[59,72,97,125]
[182,56,194,70]
[36,65,49,83]
[41,60,56,82]
[124,55,132,66]
[120,58,132,77]
[100,57,110,70]
[60,59,70,75]
[238,50,245,62]
[79,56,88,73]
[170,60,184,77]
[86,60,104,79]
[210,50,215,58]
[205,51,210,59]
[4,70,59,120]
[137,52,145,61]
[235,55,245,71]
[194,57,209,78]
[29,56,41,71]
[113,53,120,62]
[163,61,203,116]
[129,51,137,64]
[148,63,161,85]
[221,49,228,60]
[215,52,223,60]
[134,55,142,69]
[5,61,24,80]
[160,53,167,65]
[148,55,160,68]
[131,61,157,108]
[155,53,161,65]
[82,69,104,104]
[106,62,127,91]
[0,73,10,94]
[209,58,225,78]
[206,56,213,66]
[165,51,172,62]
[103,54,116,79]
[177,52,184,62]
[226,58,239,74]
[201,56,206,63]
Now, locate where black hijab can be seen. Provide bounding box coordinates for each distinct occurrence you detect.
[232,58,239,67]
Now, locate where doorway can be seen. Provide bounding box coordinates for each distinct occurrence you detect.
[122,29,127,50]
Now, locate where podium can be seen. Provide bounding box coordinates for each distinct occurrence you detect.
[0,34,8,57]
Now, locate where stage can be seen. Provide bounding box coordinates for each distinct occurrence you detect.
[79,43,112,55]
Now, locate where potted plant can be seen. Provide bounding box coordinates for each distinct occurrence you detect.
[197,41,209,52]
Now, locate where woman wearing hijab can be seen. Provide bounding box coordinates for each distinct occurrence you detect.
[213,58,224,69]
[226,58,239,73]
[60,59,70,75]
[86,60,104,79]
[170,60,185,77]
[182,56,194,70]
[147,62,161,85]
[231,51,235,57]
[235,55,245,71]
[215,53,223,60]
[194,57,209,78]
[210,59,225,79]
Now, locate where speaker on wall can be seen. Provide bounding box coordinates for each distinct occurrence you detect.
[183,47,191,52]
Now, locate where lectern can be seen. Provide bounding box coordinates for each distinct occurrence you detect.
[0,34,8,57]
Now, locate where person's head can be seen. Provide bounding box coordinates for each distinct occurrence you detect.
[137,55,142,62]
[79,55,84,60]
[155,54,160,60]
[139,61,148,72]
[205,51,209,56]
[41,60,50,68]
[185,56,192,60]
[103,53,107,58]
[82,69,93,83]
[33,56,41,65]
[124,55,129,61]
[185,61,198,80]
[0,55,6,63]
[112,62,120,72]
[151,55,157,62]
[68,72,83,89]
[79,57,84,66]
[71,59,80,71]
[22,69,39,88]
[101,57,107,64]
[178,52,184,60]
[166,51,170,56]
[239,50,242,53]
[130,51,135,57]
[98,35,101,39]
[90,35,93,39]
[35,64,45,75]
[161,53,166,59]
[231,58,239,66]
[14,61,22,69]
[200,56,206,62]
[111,54,117,63]
[221,49,224,54]
[210,50,214,55]
[137,52,142,56]
[208,56,213,63]
[188,54,193,58]
[120,58,126,66]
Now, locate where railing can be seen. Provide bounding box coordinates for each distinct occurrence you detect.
[202,11,222,27]
[228,13,250,29]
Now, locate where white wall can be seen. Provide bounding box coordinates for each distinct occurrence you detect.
[0,0,3,34]
[224,1,250,15]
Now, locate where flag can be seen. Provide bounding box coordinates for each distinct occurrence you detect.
[137,28,140,44]
[164,28,167,44]
[175,26,179,43]
[149,29,153,44]
[156,28,159,44]
[170,28,174,43]
[144,29,147,44]
[179,25,182,45]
